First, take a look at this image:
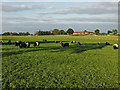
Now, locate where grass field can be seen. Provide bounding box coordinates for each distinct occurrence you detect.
[1,35,119,88]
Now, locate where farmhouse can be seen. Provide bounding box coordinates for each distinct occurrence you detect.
[49,30,54,34]
[73,31,94,35]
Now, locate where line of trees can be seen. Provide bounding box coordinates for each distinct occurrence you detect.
[1,28,118,36]
[34,28,74,35]
[34,31,52,35]
[94,29,118,35]
[1,28,75,36]
[2,32,30,36]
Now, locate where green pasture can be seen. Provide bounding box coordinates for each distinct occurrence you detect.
[1,35,119,88]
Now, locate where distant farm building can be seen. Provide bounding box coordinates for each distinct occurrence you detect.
[73,31,94,35]
[49,30,54,34]
[49,30,53,33]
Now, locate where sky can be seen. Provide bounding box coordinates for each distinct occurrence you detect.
[1,2,118,34]
[2,0,120,2]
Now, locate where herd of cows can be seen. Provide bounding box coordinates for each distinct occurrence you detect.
[0,39,119,49]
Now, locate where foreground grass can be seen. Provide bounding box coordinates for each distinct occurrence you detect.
[1,35,119,88]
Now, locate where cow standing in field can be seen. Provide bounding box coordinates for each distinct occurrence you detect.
[106,42,110,45]
[71,41,76,43]
[78,42,82,45]
[19,42,30,48]
[60,41,62,44]
[113,44,118,49]
[14,41,21,47]
[26,42,30,48]
[43,39,47,42]
[0,41,4,45]
[34,42,39,47]
[19,42,26,48]
[8,40,11,45]
[60,41,69,47]
[55,41,58,43]
[98,42,101,45]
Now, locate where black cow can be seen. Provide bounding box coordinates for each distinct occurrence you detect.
[26,42,30,48]
[60,41,69,47]
[60,41,62,44]
[98,42,101,45]
[78,42,82,45]
[55,41,58,43]
[43,39,47,42]
[106,42,110,45]
[8,40,11,45]
[14,41,21,46]
[71,41,76,43]
[113,44,118,49]
[19,42,26,48]
[0,41,4,45]
[34,42,39,47]
[19,42,30,48]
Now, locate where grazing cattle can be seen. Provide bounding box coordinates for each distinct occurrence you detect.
[78,42,82,45]
[19,42,30,48]
[14,41,21,46]
[19,41,22,44]
[34,42,39,47]
[55,41,58,43]
[98,42,101,45]
[19,42,26,48]
[60,42,69,47]
[43,39,47,42]
[106,42,110,45]
[25,42,30,48]
[60,41,62,43]
[71,41,76,43]
[14,42,19,46]
[113,44,118,49]
[0,41,4,45]
[8,40,11,45]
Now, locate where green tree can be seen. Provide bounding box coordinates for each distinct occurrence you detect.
[19,32,23,36]
[112,29,118,35]
[34,30,42,35]
[34,30,51,35]
[11,32,19,35]
[66,28,74,35]
[26,32,30,35]
[95,29,100,35]
[58,30,65,35]
[107,30,112,34]
[19,32,30,35]
[2,32,10,35]
[52,29,60,35]
[84,30,87,32]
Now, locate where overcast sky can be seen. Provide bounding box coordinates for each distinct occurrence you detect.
[1,2,118,34]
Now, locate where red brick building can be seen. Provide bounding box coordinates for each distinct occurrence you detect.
[73,31,94,35]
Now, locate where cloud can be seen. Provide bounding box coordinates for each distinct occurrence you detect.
[38,2,118,15]
[1,2,118,34]
[2,21,118,34]
[2,0,120,2]
[2,2,117,24]
[1,4,45,12]
[3,15,117,25]
[3,15,54,23]
[47,6,55,9]
[56,16,118,23]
